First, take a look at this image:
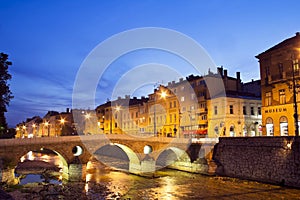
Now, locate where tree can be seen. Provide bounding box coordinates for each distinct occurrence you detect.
[0,53,13,137]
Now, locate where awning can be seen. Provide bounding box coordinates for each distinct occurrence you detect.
[183,129,207,135]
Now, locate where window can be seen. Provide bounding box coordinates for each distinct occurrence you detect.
[258,107,261,115]
[279,89,286,104]
[173,101,176,108]
[293,59,299,71]
[169,102,172,108]
[243,106,247,115]
[265,92,272,106]
[190,114,196,121]
[214,106,218,115]
[229,105,234,114]
[169,114,172,123]
[201,115,207,120]
[136,112,138,118]
[181,96,185,102]
[191,93,196,100]
[181,86,185,91]
[190,105,195,110]
[115,122,117,128]
[251,107,255,115]
[278,63,283,78]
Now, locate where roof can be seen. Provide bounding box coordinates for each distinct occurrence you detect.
[256,32,300,58]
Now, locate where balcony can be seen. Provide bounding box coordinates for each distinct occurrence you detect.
[199,108,207,113]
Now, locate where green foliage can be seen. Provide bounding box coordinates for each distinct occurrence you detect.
[0,53,13,136]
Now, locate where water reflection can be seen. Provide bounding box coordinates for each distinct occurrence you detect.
[14,153,300,199]
[20,150,64,169]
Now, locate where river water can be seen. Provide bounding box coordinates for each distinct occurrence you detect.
[13,151,300,199]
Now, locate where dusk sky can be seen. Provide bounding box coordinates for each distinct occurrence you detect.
[1,0,300,126]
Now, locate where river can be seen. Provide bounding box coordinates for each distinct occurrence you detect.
[9,151,300,199]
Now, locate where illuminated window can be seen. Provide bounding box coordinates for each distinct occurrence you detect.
[181,96,185,102]
[279,89,286,104]
[293,59,299,71]
[265,92,272,106]
[191,93,196,100]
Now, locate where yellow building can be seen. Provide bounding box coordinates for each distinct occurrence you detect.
[207,96,262,138]
[147,85,180,137]
[96,96,149,135]
[256,32,300,136]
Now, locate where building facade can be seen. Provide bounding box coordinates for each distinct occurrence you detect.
[94,67,261,138]
[256,32,300,136]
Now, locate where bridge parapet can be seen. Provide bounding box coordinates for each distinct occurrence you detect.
[0,135,217,184]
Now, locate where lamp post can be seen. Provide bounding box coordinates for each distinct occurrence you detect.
[22,125,26,138]
[59,118,65,136]
[110,106,121,134]
[153,88,167,137]
[32,123,36,137]
[292,56,299,136]
[44,121,49,137]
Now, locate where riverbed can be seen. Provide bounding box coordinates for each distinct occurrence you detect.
[2,152,300,199]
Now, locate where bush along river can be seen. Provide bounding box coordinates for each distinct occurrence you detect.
[1,151,300,200]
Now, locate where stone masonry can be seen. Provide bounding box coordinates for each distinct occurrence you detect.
[213,136,300,188]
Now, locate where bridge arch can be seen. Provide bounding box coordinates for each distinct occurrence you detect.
[156,146,191,168]
[15,148,69,178]
[92,143,141,171]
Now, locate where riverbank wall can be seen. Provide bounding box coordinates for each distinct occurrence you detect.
[213,136,300,188]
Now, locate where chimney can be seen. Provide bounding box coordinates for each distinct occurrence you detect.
[217,67,223,76]
[224,69,227,77]
[296,32,300,36]
[236,72,240,80]
[179,78,183,82]
[66,108,70,113]
[236,72,241,91]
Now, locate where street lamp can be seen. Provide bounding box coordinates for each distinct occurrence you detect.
[59,118,66,136]
[292,54,299,136]
[153,88,167,137]
[32,123,36,137]
[44,121,50,137]
[110,105,121,134]
[22,125,26,138]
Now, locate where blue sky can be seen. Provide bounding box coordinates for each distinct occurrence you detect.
[1,0,300,126]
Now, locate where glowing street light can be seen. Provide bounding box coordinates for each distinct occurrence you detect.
[22,125,26,138]
[59,118,66,136]
[154,87,167,137]
[32,123,36,137]
[84,113,91,120]
[44,121,50,137]
[110,105,122,134]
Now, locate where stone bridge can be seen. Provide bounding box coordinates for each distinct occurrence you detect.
[0,135,217,184]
